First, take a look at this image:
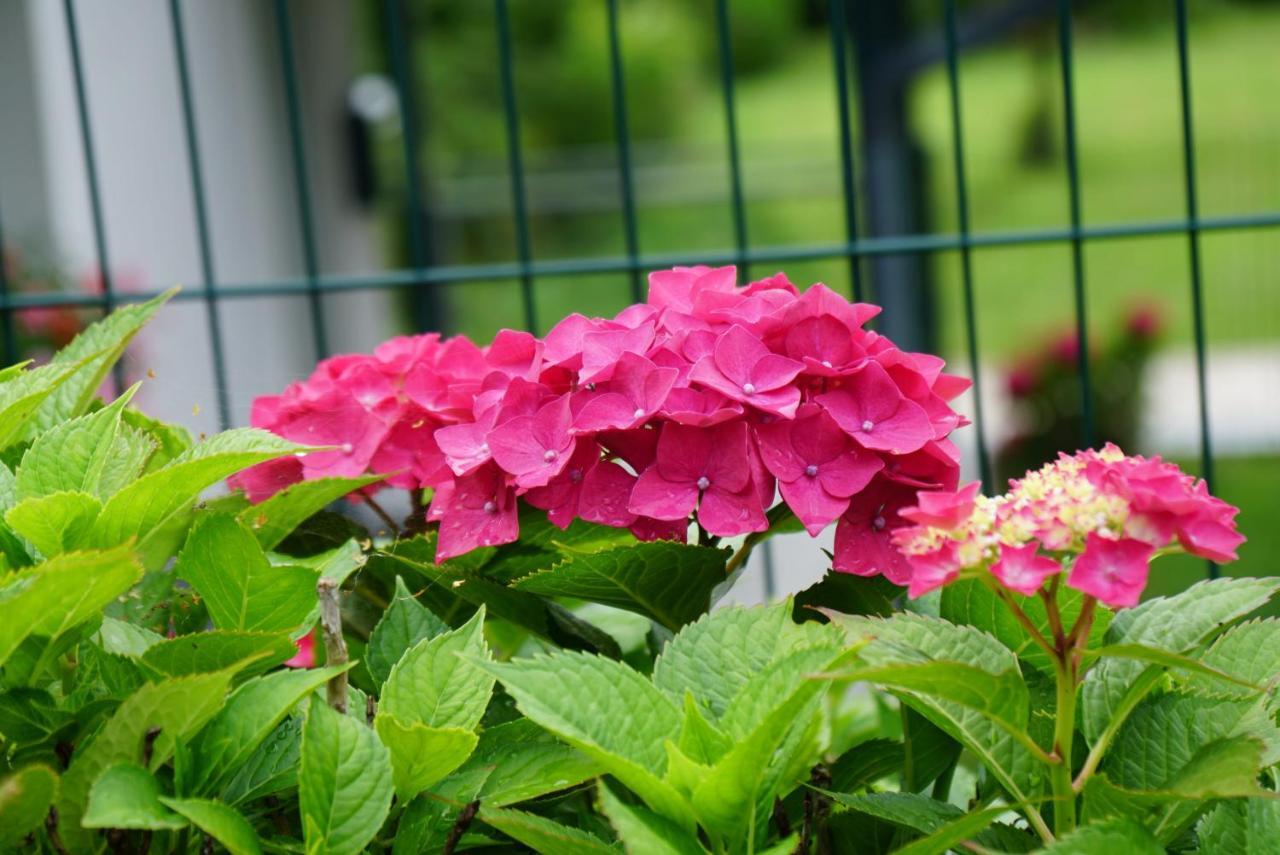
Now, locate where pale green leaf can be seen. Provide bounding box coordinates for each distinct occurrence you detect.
[597,782,706,855]
[97,616,164,657]
[240,475,383,550]
[0,544,142,669]
[140,630,298,677]
[174,514,317,633]
[299,697,394,855]
[1039,817,1163,853]
[374,714,478,801]
[1198,798,1280,854]
[89,428,306,561]
[4,490,101,556]
[1082,577,1280,744]
[479,805,620,854]
[478,651,693,830]
[15,385,136,500]
[512,542,728,631]
[365,576,447,687]
[121,407,193,473]
[379,606,492,730]
[462,718,602,807]
[651,599,842,719]
[190,664,351,796]
[96,423,158,497]
[83,763,186,830]
[59,670,234,850]
[0,764,59,847]
[31,289,175,434]
[0,361,81,451]
[159,797,263,855]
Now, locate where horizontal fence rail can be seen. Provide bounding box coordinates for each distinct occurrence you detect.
[2,0,1277,586]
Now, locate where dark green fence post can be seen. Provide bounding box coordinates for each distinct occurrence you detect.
[494,0,538,333]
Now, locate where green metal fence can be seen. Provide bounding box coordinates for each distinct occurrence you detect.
[2,0,1278,581]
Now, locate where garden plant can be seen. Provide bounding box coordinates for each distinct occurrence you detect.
[0,270,1274,854]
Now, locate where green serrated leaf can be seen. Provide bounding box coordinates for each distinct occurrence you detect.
[175,514,317,633]
[374,714,479,801]
[83,763,187,830]
[190,664,351,797]
[159,797,263,855]
[222,716,302,806]
[0,544,142,670]
[59,670,235,850]
[0,361,81,451]
[0,688,74,743]
[512,542,728,631]
[463,717,602,807]
[1040,816,1164,853]
[140,630,297,678]
[1192,618,1280,699]
[97,616,165,657]
[4,490,102,556]
[239,475,383,550]
[88,428,306,564]
[651,599,842,720]
[478,651,693,830]
[379,606,493,730]
[121,407,194,473]
[1198,798,1280,854]
[1082,577,1280,745]
[1088,641,1262,691]
[15,385,137,500]
[31,289,175,435]
[300,697,394,855]
[96,423,158,497]
[365,576,447,688]
[597,782,706,855]
[0,764,59,847]
[479,805,620,854]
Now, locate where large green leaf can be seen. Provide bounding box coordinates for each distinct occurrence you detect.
[4,490,101,557]
[140,630,297,678]
[159,797,263,855]
[1039,817,1164,853]
[1198,798,1280,853]
[379,606,492,729]
[512,542,728,631]
[0,361,81,451]
[0,764,59,848]
[479,805,620,854]
[831,793,1030,855]
[1192,618,1280,699]
[121,407,193,473]
[478,651,693,830]
[299,697,394,855]
[83,763,187,830]
[651,599,841,720]
[1082,577,1280,745]
[96,423,158,497]
[831,612,1045,808]
[174,514,317,633]
[189,664,350,796]
[0,688,74,743]
[14,386,136,500]
[88,428,305,562]
[59,670,234,849]
[30,289,175,435]
[461,718,602,807]
[240,474,383,550]
[597,782,707,855]
[0,544,142,669]
[222,717,301,806]
[374,714,479,801]
[365,576,447,687]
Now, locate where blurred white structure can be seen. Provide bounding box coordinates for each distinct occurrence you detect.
[0,0,392,435]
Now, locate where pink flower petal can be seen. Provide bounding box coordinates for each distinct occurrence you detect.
[990,542,1060,596]
[1067,533,1154,608]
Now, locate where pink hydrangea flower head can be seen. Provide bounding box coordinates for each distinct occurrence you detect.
[755,404,883,535]
[628,421,767,537]
[817,361,934,455]
[487,394,577,489]
[573,351,678,433]
[579,322,656,384]
[990,542,1061,597]
[1068,533,1154,608]
[647,265,737,314]
[833,480,915,585]
[435,462,519,560]
[688,324,804,418]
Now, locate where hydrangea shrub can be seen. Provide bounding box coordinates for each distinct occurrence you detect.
[0,286,1275,855]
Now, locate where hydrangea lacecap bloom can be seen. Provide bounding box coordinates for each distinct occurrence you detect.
[233,266,969,568]
[892,444,1245,606]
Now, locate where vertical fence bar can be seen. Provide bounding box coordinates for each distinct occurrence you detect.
[493,0,538,333]
[605,0,643,304]
[714,0,776,597]
[714,0,750,280]
[1055,0,1095,447]
[169,0,232,430]
[942,0,991,488]
[0,197,16,365]
[385,0,439,332]
[273,0,329,360]
[828,0,865,302]
[1173,0,1219,579]
[64,0,124,390]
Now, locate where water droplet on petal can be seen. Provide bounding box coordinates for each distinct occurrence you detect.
[821,359,833,368]
[341,443,354,454]
[633,407,646,419]
[543,449,558,462]
[483,501,498,514]
[742,382,756,395]
[861,420,875,433]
